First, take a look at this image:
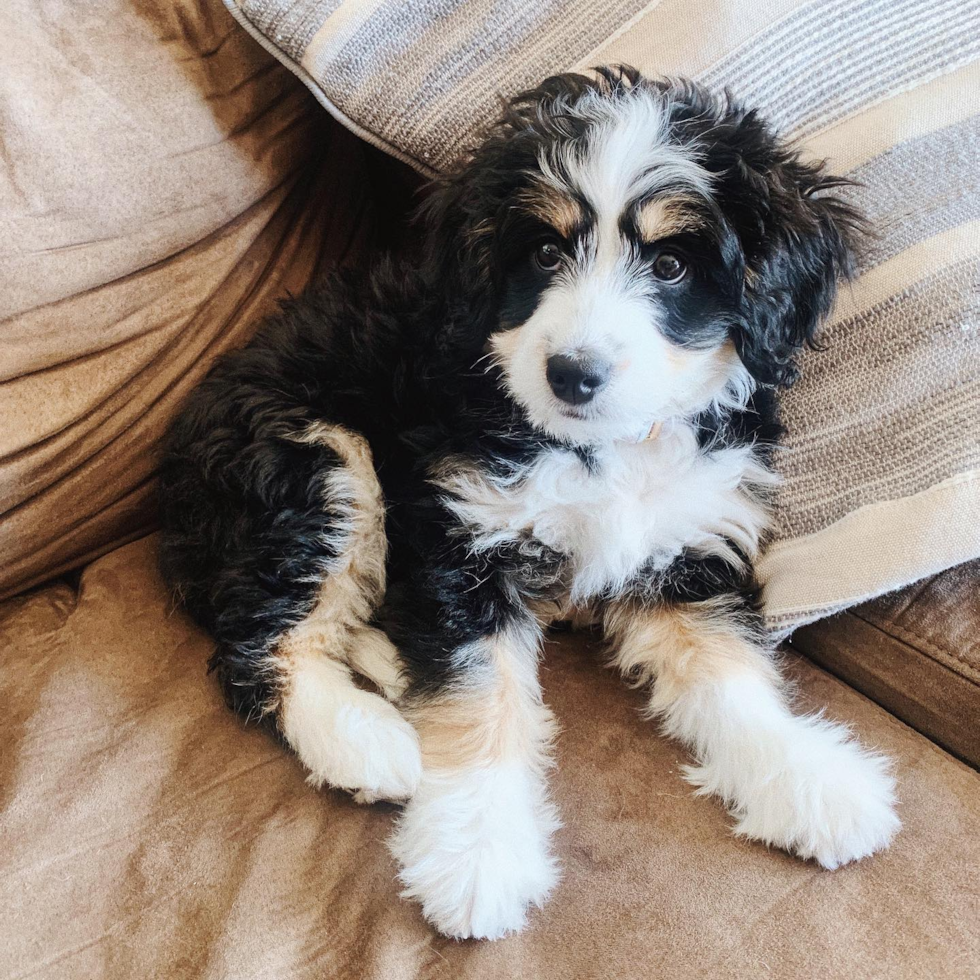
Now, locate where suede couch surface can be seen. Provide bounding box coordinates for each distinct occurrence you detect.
[2,535,979,980]
[0,0,375,601]
[3,1,979,976]
[793,559,980,769]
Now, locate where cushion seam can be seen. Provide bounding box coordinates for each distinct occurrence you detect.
[220,0,438,178]
[848,607,980,685]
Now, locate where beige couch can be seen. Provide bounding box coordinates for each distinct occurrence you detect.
[2,3,978,978]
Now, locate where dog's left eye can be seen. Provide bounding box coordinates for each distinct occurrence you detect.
[652,251,687,283]
[532,241,563,273]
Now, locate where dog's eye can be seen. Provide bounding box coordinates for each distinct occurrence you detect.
[532,242,563,273]
[652,252,687,283]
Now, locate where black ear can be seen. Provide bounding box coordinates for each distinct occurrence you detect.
[734,151,863,387]
[417,73,580,296]
[415,159,506,327]
[670,87,865,386]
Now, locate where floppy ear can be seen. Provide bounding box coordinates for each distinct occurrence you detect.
[735,151,862,387]
[678,92,865,387]
[416,91,555,317]
[416,161,504,328]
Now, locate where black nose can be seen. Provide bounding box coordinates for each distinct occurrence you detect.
[546,354,611,406]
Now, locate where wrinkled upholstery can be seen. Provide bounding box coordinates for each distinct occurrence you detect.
[2,535,979,980]
[3,1,979,976]
[0,0,375,599]
[793,560,980,768]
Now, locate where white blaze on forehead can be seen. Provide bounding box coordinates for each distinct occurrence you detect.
[538,89,713,269]
[488,86,745,448]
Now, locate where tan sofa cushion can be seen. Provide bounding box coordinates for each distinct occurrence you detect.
[792,559,980,769]
[2,535,979,979]
[224,0,980,634]
[0,0,375,600]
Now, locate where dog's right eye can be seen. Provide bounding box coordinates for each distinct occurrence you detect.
[652,251,687,283]
[532,242,563,273]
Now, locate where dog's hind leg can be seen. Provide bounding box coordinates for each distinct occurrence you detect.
[269,424,420,800]
[276,641,420,801]
[175,421,420,802]
[346,625,411,701]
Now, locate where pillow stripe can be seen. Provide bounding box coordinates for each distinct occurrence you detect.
[223,0,980,631]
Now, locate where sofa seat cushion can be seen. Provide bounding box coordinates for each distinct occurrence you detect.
[792,559,980,769]
[2,535,979,979]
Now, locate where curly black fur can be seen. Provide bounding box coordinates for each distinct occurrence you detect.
[159,67,860,723]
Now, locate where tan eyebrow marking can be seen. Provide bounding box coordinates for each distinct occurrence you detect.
[637,196,703,242]
[518,183,585,238]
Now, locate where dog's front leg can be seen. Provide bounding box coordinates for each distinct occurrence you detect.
[605,598,900,868]
[389,617,559,939]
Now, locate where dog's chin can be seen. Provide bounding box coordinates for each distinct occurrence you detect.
[522,398,654,447]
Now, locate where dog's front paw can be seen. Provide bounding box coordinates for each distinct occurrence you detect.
[389,766,559,939]
[710,719,900,869]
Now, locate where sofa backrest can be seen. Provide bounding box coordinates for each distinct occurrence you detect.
[0,0,371,599]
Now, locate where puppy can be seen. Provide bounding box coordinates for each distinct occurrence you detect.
[159,67,900,940]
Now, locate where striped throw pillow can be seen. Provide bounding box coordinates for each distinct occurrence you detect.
[223,0,980,634]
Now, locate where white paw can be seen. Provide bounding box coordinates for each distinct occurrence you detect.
[351,784,409,806]
[691,718,900,869]
[389,765,559,939]
[315,692,421,801]
[281,658,422,801]
[347,627,411,702]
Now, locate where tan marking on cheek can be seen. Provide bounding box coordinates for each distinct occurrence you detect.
[488,327,520,362]
[706,338,744,387]
[662,342,693,374]
[661,337,740,380]
[638,197,703,243]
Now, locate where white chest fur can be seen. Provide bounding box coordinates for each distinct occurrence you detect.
[433,424,774,601]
